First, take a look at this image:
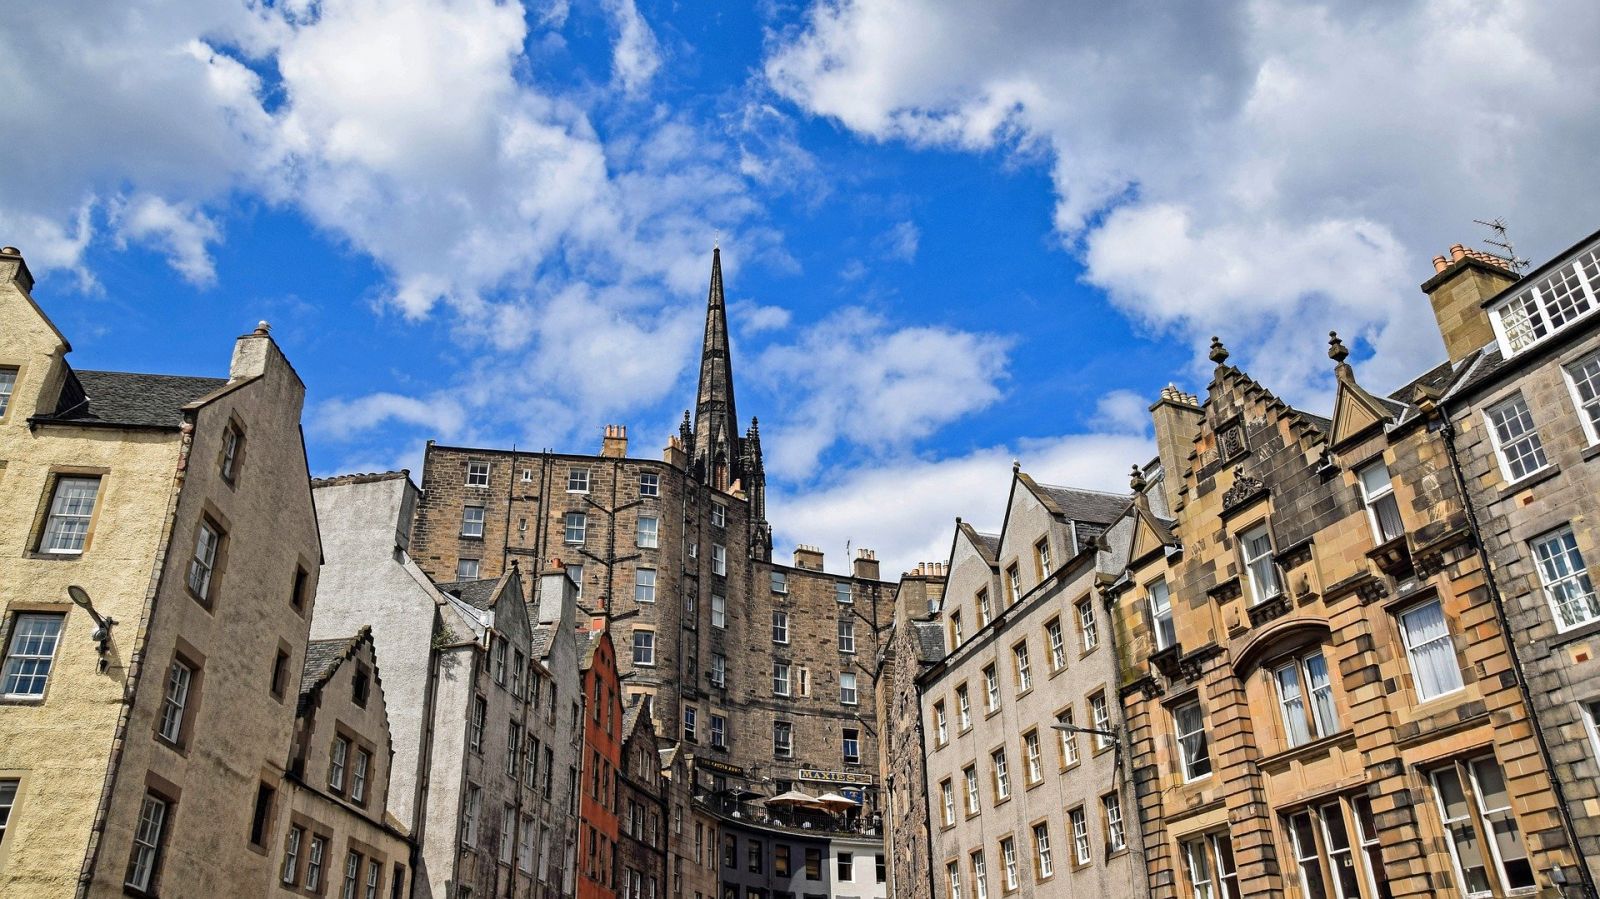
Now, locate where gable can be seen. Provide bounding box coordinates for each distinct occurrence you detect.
[1330,379,1393,447]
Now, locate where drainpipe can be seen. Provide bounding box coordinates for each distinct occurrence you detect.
[1438,410,1596,899]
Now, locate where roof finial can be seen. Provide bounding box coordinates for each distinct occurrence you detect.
[1208,336,1229,364]
[714,229,720,251]
[255,320,271,336]
[1130,464,1146,492]
[1328,330,1349,363]
[1012,459,1021,474]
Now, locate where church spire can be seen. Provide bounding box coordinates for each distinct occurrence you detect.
[692,247,742,490]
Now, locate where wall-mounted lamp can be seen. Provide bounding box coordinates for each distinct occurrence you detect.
[1051,717,1120,748]
[67,585,115,672]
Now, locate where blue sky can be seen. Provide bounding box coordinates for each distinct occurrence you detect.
[5,0,1599,573]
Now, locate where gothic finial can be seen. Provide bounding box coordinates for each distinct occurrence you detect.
[1012,460,1021,474]
[1209,336,1230,364]
[1130,464,1146,492]
[1328,331,1349,364]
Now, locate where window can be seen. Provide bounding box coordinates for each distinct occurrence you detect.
[157,659,194,745]
[934,701,949,745]
[467,461,490,486]
[710,714,726,749]
[805,847,822,880]
[634,568,656,605]
[1032,823,1053,879]
[1000,837,1018,891]
[1058,706,1080,767]
[977,589,992,627]
[566,563,584,599]
[344,850,363,899]
[470,696,487,752]
[840,672,858,705]
[1090,692,1112,750]
[771,571,788,594]
[711,504,726,528]
[462,784,481,845]
[564,512,587,544]
[711,653,726,688]
[1013,641,1032,691]
[2,612,64,698]
[1173,701,1211,780]
[843,728,860,764]
[637,516,659,548]
[1022,730,1042,784]
[835,582,853,604]
[1274,651,1339,746]
[633,630,655,666]
[838,852,854,882]
[271,648,291,698]
[1070,807,1090,865]
[640,472,659,496]
[947,862,963,899]
[682,706,697,742]
[220,422,242,482]
[949,610,965,649]
[976,664,997,712]
[124,792,169,891]
[1492,249,1600,354]
[1487,394,1548,482]
[1077,599,1098,651]
[188,518,222,599]
[42,475,99,553]
[773,721,793,757]
[1150,579,1176,650]
[991,749,1010,801]
[1286,810,1327,898]
[838,618,856,654]
[330,736,350,792]
[1351,797,1390,898]
[1182,832,1240,899]
[455,558,480,579]
[1319,802,1365,899]
[508,653,521,699]
[0,367,14,418]
[750,839,764,874]
[1103,793,1126,852]
[773,663,791,696]
[1045,618,1066,671]
[1431,756,1535,897]
[1533,526,1600,630]
[500,806,515,862]
[492,638,507,684]
[292,566,309,612]
[711,543,727,576]
[1565,350,1600,444]
[1399,599,1464,701]
[249,782,275,847]
[957,684,972,729]
[1036,539,1052,578]
[461,505,485,537]
[308,835,328,890]
[771,609,789,644]
[940,780,956,826]
[568,468,590,492]
[282,826,304,884]
[971,851,988,899]
[1240,525,1281,604]
[1358,462,1404,544]
[963,766,980,815]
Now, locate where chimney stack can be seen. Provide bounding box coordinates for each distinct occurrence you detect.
[793,545,824,571]
[1421,243,1519,363]
[600,424,629,458]
[0,246,34,293]
[853,548,880,581]
[1149,385,1202,513]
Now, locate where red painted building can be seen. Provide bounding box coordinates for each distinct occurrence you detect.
[578,626,624,899]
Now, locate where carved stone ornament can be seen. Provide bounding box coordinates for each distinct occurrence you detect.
[1221,465,1267,510]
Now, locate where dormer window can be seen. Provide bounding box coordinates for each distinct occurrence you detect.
[1035,539,1051,578]
[1006,565,1021,605]
[1149,579,1175,650]
[1357,462,1404,543]
[1490,241,1600,356]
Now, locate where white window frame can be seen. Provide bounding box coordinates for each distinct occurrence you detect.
[1023,730,1042,784]
[1046,618,1066,671]
[1240,524,1281,605]
[712,544,727,576]
[1070,807,1090,865]
[934,701,949,745]
[773,662,791,697]
[1485,394,1549,483]
[983,664,1000,712]
[710,653,726,688]
[188,519,221,598]
[1077,599,1098,652]
[467,461,490,487]
[964,767,980,815]
[632,630,655,667]
[842,727,860,764]
[941,780,956,826]
[972,851,988,899]
[773,721,793,757]
[634,568,656,604]
[639,472,659,497]
[567,468,590,493]
[636,516,659,549]
[711,594,726,629]
[1532,525,1600,631]
[991,749,1010,800]
[1058,707,1081,767]
[772,610,789,644]
[1033,822,1054,879]
[957,685,972,730]
[1013,642,1032,691]
[157,659,193,744]
[2,612,64,698]
[771,571,788,594]
[977,589,992,627]
[711,504,726,528]
[42,475,100,553]
[838,617,856,654]
[0,367,14,418]
[1174,700,1211,782]
[710,713,726,749]
[564,512,587,545]
[1399,598,1465,702]
[125,792,169,891]
[1000,837,1018,890]
[1564,349,1600,445]
[1149,578,1175,650]
[1090,693,1112,750]
[460,504,486,538]
[456,558,480,580]
[1006,565,1021,605]
[1104,793,1126,852]
[1357,461,1405,544]
[840,672,858,705]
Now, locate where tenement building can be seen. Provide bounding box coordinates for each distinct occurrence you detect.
[0,246,332,896]
[1112,315,1584,897]
[407,249,895,817]
[918,471,1142,899]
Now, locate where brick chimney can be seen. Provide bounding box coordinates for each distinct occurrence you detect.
[1149,385,1202,513]
[600,424,628,458]
[0,246,34,293]
[853,548,880,581]
[793,545,824,571]
[1421,243,1519,363]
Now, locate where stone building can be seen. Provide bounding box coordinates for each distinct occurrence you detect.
[0,246,324,896]
[1111,321,1583,898]
[1425,230,1600,892]
[918,471,1139,899]
[873,564,946,899]
[620,697,668,899]
[405,250,895,820]
[660,745,719,899]
[277,628,413,897]
[309,472,581,898]
[580,628,625,899]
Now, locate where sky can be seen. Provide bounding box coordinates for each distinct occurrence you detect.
[4,0,1599,576]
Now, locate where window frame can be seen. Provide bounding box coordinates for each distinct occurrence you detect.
[1239,523,1282,605]
[837,617,856,654]
[1563,349,1600,445]
[1531,525,1600,631]
[639,472,659,497]
[466,461,491,487]
[772,609,789,644]
[124,791,171,893]
[634,568,657,605]
[1398,597,1465,702]
[1149,578,1176,651]
[1173,700,1211,782]
[840,672,858,706]
[1,611,66,700]
[1012,641,1032,692]
[1076,599,1098,652]
[156,656,196,747]
[39,474,102,555]
[564,512,587,545]
[1357,461,1405,544]
[567,467,590,493]
[632,630,656,667]
[636,516,659,549]
[1484,393,1550,484]
[1045,617,1066,671]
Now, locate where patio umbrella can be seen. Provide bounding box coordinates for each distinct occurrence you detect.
[812,792,860,810]
[764,790,821,807]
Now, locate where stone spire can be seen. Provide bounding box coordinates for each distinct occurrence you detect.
[692,247,742,490]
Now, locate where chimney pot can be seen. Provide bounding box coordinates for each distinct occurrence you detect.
[1450,243,1468,261]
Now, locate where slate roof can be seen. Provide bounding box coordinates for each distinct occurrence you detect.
[438,578,500,611]
[299,631,366,715]
[311,470,410,488]
[34,369,226,429]
[1034,484,1132,525]
[622,698,647,738]
[529,624,555,659]
[973,531,1001,561]
[911,620,947,663]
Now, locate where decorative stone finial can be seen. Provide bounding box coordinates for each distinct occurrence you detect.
[254,320,271,335]
[1130,464,1146,492]
[1208,336,1230,364]
[1328,331,1349,364]
[1012,460,1021,473]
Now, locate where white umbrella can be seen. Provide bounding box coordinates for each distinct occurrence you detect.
[764,790,821,807]
[813,792,860,810]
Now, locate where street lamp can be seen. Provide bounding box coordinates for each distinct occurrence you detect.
[67,585,115,671]
[1051,716,1119,747]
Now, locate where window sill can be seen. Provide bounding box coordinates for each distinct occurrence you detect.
[1016,687,1034,700]
[459,534,485,541]
[1551,617,1600,648]
[25,550,85,562]
[1499,464,1561,498]
[1024,780,1044,792]
[1582,443,1600,463]
[985,708,1002,721]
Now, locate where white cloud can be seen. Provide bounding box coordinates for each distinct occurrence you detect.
[766,0,1600,400]
[312,392,469,442]
[1093,389,1150,436]
[879,219,919,262]
[755,308,1011,477]
[602,0,662,94]
[770,431,1151,577]
[730,300,793,335]
[111,195,223,286]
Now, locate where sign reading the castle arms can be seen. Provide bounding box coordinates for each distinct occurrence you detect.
[798,768,876,786]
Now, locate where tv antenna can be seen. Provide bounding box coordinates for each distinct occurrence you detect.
[1473,217,1530,273]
